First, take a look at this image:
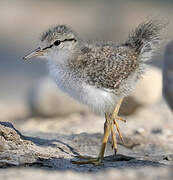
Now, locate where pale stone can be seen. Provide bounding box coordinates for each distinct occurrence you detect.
[27,77,89,117]
[131,66,162,105]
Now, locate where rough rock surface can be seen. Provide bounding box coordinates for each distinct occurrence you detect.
[27,66,162,117]
[0,99,173,179]
[2,121,172,170]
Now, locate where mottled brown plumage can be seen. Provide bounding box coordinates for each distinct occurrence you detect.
[69,44,138,92]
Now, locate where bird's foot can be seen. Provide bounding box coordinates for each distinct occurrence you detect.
[115,116,126,123]
[71,155,102,165]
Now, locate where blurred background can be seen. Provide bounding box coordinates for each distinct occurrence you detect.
[0,0,173,127]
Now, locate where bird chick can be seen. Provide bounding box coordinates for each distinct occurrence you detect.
[23,19,165,165]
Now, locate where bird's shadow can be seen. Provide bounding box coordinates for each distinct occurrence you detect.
[22,133,166,172]
[0,121,166,172]
[28,155,165,173]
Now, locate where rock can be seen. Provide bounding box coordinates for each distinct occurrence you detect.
[120,66,162,115]
[0,100,30,121]
[119,96,141,116]
[163,40,173,110]
[0,122,36,167]
[27,66,162,117]
[27,77,89,117]
[1,118,173,179]
[131,66,162,105]
[1,120,173,170]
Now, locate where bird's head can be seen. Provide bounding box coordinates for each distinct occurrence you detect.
[23,25,79,62]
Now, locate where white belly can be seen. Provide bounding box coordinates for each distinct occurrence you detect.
[48,63,119,114]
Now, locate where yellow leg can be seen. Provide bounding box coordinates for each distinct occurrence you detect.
[111,122,118,153]
[71,113,112,165]
[111,98,125,152]
[112,98,123,118]
[98,113,112,161]
[71,98,125,165]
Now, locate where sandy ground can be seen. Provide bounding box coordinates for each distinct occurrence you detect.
[0,99,173,179]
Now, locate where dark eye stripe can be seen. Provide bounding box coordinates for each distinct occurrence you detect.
[42,38,77,50]
[61,38,77,43]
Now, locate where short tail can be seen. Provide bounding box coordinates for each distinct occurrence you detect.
[125,19,166,61]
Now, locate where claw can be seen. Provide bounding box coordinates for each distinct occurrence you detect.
[116,116,126,123]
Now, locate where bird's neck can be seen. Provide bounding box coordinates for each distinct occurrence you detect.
[47,49,75,67]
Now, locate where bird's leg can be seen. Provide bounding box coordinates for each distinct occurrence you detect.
[71,113,112,165]
[111,122,118,154]
[111,98,125,154]
[71,99,125,165]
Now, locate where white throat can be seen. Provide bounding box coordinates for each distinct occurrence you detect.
[47,49,72,66]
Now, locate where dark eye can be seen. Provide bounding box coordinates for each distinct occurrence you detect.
[54,40,61,46]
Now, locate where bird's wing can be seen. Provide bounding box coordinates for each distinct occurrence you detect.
[75,45,139,91]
